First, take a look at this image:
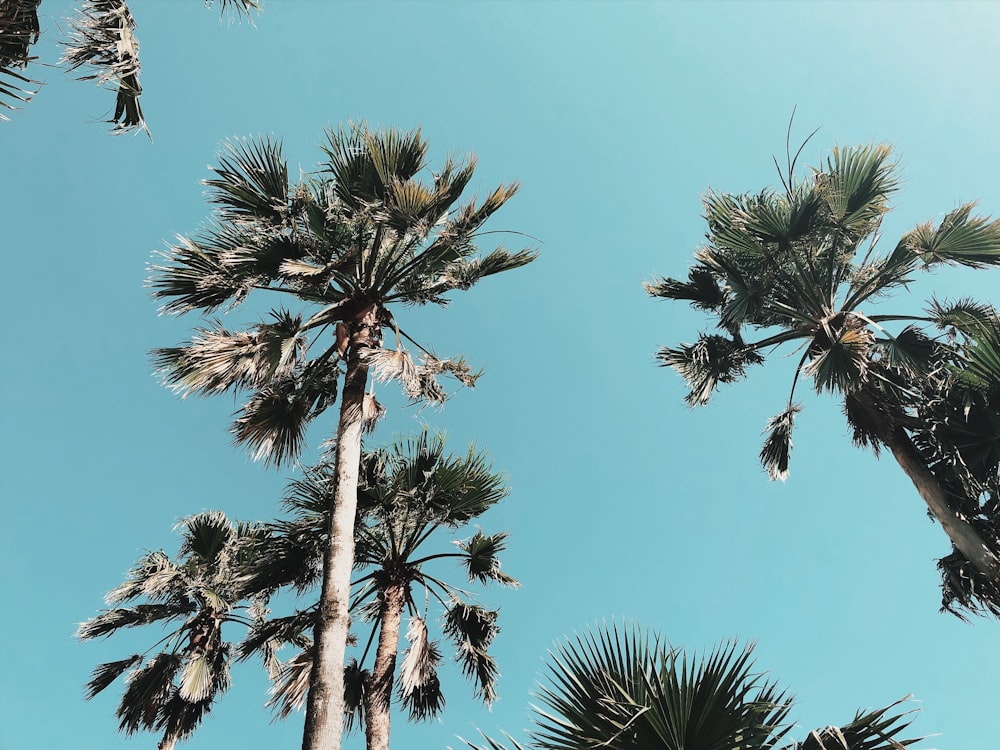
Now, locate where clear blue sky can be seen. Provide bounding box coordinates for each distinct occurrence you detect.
[2,1,999,748]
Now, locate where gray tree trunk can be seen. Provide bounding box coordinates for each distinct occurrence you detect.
[364,582,406,750]
[302,308,379,750]
[887,426,1000,579]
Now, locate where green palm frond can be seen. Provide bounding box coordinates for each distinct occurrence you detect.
[455,531,517,586]
[818,143,898,233]
[60,0,146,135]
[804,318,874,394]
[903,203,1000,269]
[179,511,236,564]
[204,137,290,224]
[793,697,919,749]
[237,609,315,663]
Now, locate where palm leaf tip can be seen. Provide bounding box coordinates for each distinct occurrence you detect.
[760,405,800,481]
[60,0,148,135]
[658,335,764,406]
[85,655,143,699]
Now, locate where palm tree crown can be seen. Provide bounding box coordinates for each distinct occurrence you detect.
[461,622,922,750]
[151,125,534,465]
[239,430,517,750]
[79,512,265,750]
[647,140,1000,614]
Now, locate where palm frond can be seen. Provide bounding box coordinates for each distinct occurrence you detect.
[116,652,183,735]
[85,655,142,699]
[0,0,41,118]
[178,651,219,703]
[103,550,185,604]
[454,531,517,586]
[398,615,444,718]
[657,334,765,406]
[644,267,726,312]
[266,648,314,720]
[875,326,937,375]
[204,136,289,224]
[818,143,898,234]
[760,405,801,482]
[78,604,194,640]
[152,311,308,398]
[230,378,313,466]
[148,238,248,315]
[804,317,874,394]
[903,203,1000,269]
[443,601,501,705]
[61,0,146,135]
[531,623,793,750]
[793,697,920,749]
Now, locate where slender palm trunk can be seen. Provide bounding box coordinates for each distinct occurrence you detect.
[364,582,406,750]
[302,313,376,750]
[886,426,1000,579]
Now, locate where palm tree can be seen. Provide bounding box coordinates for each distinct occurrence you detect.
[149,125,535,750]
[79,511,265,750]
[238,430,517,750]
[910,310,1000,615]
[646,138,1000,614]
[0,0,258,132]
[460,622,921,750]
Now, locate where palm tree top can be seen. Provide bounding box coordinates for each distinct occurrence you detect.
[461,621,922,750]
[150,124,536,318]
[149,125,536,466]
[648,141,1000,479]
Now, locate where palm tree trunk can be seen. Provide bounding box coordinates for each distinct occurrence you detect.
[886,426,1000,579]
[301,313,376,750]
[364,582,406,750]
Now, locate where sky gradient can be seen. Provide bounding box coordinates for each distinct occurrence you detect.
[2,2,1000,749]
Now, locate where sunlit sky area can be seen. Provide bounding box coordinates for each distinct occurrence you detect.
[3,2,1000,748]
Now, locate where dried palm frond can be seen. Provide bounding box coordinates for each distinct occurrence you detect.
[61,0,146,135]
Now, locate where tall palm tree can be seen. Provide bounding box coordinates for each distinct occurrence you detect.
[149,125,535,750]
[460,622,921,750]
[79,512,265,750]
[646,139,1000,613]
[238,430,517,750]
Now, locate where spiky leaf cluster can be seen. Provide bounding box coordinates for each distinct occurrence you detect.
[151,126,535,466]
[462,622,921,750]
[79,512,264,748]
[241,430,515,727]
